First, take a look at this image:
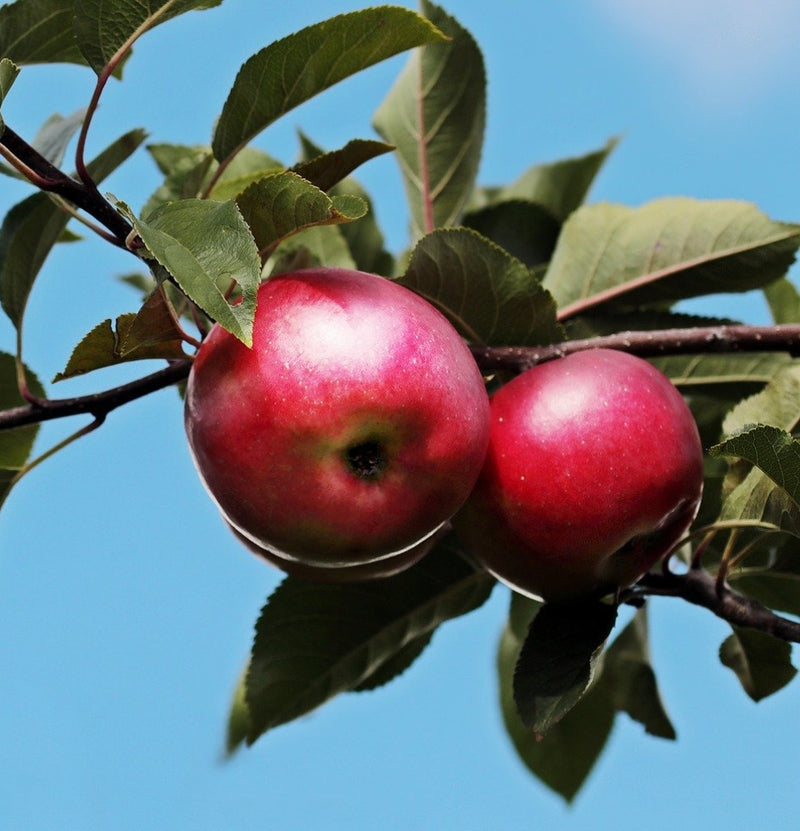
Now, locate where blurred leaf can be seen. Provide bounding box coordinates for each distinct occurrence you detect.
[236,171,367,257]
[244,534,494,742]
[497,602,615,803]
[0,0,88,67]
[293,139,395,193]
[28,108,87,167]
[225,663,252,756]
[711,425,800,508]
[127,198,260,346]
[399,227,564,346]
[543,199,800,317]
[0,128,147,329]
[53,290,188,381]
[0,351,44,507]
[513,599,618,735]
[212,7,445,166]
[0,58,19,132]
[74,0,221,74]
[462,200,561,268]
[765,278,800,324]
[653,352,795,396]
[494,138,619,222]
[269,224,357,272]
[719,626,797,701]
[601,608,676,739]
[374,1,485,241]
[730,549,800,616]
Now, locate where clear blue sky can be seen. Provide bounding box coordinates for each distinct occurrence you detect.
[2,1,799,829]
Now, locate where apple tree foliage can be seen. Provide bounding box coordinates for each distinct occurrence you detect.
[2,0,800,802]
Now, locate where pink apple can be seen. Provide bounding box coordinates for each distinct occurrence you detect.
[184,267,490,574]
[454,348,704,602]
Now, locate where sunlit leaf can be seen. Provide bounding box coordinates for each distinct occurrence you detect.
[719,626,797,701]
[74,0,222,74]
[543,199,800,318]
[0,58,19,130]
[212,7,446,166]
[244,535,494,742]
[373,0,485,240]
[0,128,147,329]
[765,278,800,324]
[513,599,618,735]
[399,227,564,346]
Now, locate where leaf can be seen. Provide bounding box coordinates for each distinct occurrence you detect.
[601,608,676,739]
[74,0,222,74]
[235,171,367,257]
[53,291,188,381]
[543,198,800,318]
[729,549,800,616]
[399,227,564,346]
[243,534,494,743]
[497,601,615,803]
[293,138,395,194]
[0,0,88,67]
[494,138,619,222]
[719,626,797,701]
[722,364,800,437]
[0,128,147,329]
[652,352,795,396]
[0,57,19,115]
[225,663,252,756]
[269,224,357,272]
[711,425,800,508]
[352,632,434,692]
[765,278,800,324]
[29,108,87,167]
[373,0,485,240]
[513,599,618,735]
[212,7,446,167]
[0,351,45,508]
[127,198,261,345]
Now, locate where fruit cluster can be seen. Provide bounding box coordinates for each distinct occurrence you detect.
[184,267,704,602]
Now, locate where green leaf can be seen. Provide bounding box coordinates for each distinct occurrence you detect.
[373,1,485,240]
[652,352,795,395]
[0,351,45,508]
[729,549,800,616]
[29,108,87,167]
[0,56,19,107]
[352,632,434,692]
[244,534,494,742]
[53,291,188,381]
[74,0,222,75]
[212,7,446,167]
[601,608,676,739]
[493,138,619,223]
[128,198,260,345]
[399,227,564,346]
[722,364,800,437]
[513,599,618,735]
[236,171,367,257]
[0,0,88,67]
[0,128,147,329]
[293,138,395,194]
[765,278,800,324]
[269,224,358,272]
[719,626,797,701]
[497,600,615,803]
[543,198,800,318]
[711,425,800,508]
[225,662,252,756]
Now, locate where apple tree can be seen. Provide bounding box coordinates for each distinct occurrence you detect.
[3,0,800,802]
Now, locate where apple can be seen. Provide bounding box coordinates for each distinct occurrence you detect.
[454,348,704,602]
[184,266,490,573]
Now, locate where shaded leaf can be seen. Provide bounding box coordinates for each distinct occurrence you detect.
[269,224,357,272]
[127,198,260,345]
[399,227,564,346]
[293,139,395,194]
[225,663,252,756]
[74,0,221,75]
[719,626,797,701]
[373,0,485,240]
[543,198,800,317]
[29,108,87,168]
[652,352,795,396]
[513,599,618,735]
[236,171,367,257]
[352,632,434,692]
[721,364,800,438]
[244,535,494,742]
[0,58,19,131]
[601,608,675,739]
[498,604,615,803]
[0,128,147,329]
[730,549,800,616]
[765,277,800,324]
[212,7,446,166]
[0,0,88,67]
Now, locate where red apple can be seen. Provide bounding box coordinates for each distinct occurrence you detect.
[454,348,703,602]
[184,267,490,573]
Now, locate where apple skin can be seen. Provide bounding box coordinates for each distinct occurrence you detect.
[184,267,490,571]
[453,348,704,602]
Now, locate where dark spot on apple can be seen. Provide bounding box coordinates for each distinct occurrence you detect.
[345,439,388,481]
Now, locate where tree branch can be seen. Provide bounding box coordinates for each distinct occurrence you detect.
[471,323,800,372]
[0,360,191,432]
[634,567,800,642]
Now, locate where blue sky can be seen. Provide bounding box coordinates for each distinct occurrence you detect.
[1,1,799,829]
